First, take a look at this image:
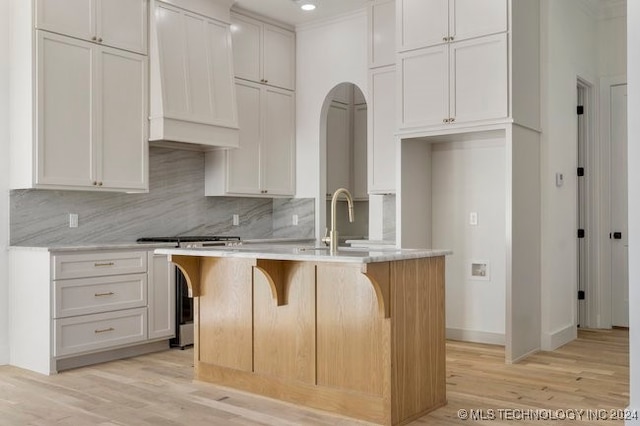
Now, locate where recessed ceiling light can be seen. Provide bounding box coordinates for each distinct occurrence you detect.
[300,3,316,11]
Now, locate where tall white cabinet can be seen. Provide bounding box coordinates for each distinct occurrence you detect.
[205,11,295,197]
[368,0,397,194]
[395,0,542,363]
[10,0,149,192]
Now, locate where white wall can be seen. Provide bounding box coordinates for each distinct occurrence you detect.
[539,0,599,350]
[0,0,10,364]
[626,1,639,419]
[598,6,627,78]
[432,140,506,345]
[294,11,368,238]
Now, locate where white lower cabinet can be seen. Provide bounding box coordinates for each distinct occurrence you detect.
[9,248,175,375]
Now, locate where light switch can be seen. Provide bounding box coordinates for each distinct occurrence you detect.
[555,172,564,187]
[232,214,239,226]
[292,214,299,226]
[69,213,79,228]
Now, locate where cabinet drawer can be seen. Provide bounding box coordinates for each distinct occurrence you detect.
[54,274,147,319]
[54,308,147,357]
[53,251,147,280]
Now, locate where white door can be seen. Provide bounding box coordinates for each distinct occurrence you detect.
[399,45,449,128]
[398,0,448,50]
[262,87,295,195]
[450,0,508,42]
[611,84,628,327]
[230,14,262,84]
[37,32,94,187]
[450,33,508,124]
[36,0,95,42]
[228,81,261,194]
[263,24,295,90]
[369,66,396,193]
[97,0,147,54]
[98,46,147,190]
[148,253,176,340]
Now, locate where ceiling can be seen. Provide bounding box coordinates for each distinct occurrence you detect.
[232,0,372,26]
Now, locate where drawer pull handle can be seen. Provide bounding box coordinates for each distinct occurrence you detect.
[94,262,115,267]
[94,291,115,297]
[94,327,115,334]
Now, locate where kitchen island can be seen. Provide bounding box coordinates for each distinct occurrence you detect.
[155,244,451,425]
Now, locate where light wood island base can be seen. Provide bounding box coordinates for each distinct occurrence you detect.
[170,255,446,426]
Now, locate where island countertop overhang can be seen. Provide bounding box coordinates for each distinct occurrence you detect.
[154,244,452,264]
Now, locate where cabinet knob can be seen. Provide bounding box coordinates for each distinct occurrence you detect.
[98,38,103,43]
[98,182,103,186]
[449,36,454,41]
[443,118,448,123]
[264,79,268,83]
[93,181,97,186]
[443,36,448,42]
[450,117,455,123]
[92,36,97,41]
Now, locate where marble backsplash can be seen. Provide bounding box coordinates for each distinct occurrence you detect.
[383,194,396,242]
[10,147,314,246]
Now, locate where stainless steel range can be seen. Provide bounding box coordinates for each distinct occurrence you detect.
[137,236,241,348]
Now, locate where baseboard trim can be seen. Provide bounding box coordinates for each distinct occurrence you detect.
[55,340,170,373]
[541,324,577,351]
[0,343,9,365]
[446,328,505,345]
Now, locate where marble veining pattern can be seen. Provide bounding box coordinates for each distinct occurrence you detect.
[383,194,396,242]
[272,198,315,239]
[10,148,315,246]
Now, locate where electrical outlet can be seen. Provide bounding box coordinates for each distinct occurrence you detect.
[292,214,299,226]
[469,212,478,226]
[69,213,79,228]
[232,214,239,226]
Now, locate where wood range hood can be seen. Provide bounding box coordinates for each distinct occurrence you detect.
[148,0,239,150]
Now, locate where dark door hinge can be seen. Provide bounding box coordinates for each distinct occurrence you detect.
[578,290,585,300]
[578,229,585,238]
[577,105,584,115]
[577,167,585,177]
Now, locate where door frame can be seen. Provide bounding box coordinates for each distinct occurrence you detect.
[596,74,628,328]
[576,77,598,329]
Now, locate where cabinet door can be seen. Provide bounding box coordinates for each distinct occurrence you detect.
[97,0,148,54]
[326,102,351,195]
[450,0,507,42]
[37,32,94,187]
[399,45,449,128]
[369,0,396,68]
[262,87,295,195]
[263,24,295,90]
[228,81,262,194]
[36,0,95,42]
[450,34,508,124]
[148,253,175,340]
[369,66,396,193]
[353,104,368,200]
[98,47,148,190]
[183,11,216,123]
[230,14,262,84]
[398,0,447,51]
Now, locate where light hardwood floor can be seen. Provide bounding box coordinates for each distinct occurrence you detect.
[0,329,628,425]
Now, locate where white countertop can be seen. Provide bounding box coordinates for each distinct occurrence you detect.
[9,242,177,252]
[156,243,451,264]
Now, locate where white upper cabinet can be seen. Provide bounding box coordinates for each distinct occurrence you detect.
[150,1,239,148]
[397,0,507,51]
[36,31,148,191]
[231,13,295,91]
[369,0,396,68]
[36,0,148,54]
[205,80,295,197]
[397,0,509,130]
[10,0,148,192]
[369,66,396,194]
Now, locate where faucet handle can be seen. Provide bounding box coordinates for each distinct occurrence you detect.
[321,228,330,246]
